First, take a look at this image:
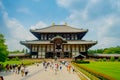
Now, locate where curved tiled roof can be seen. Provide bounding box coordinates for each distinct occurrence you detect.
[20,40,97,45]
[30,25,88,33]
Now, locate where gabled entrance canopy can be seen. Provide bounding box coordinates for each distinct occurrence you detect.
[50,35,67,43]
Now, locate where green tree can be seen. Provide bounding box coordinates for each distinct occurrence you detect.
[22,48,25,53]
[103,47,120,54]
[110,56,115,61]
[0,34,8,62]
[89,46,120,54]
[88,50,96,54]
[118,57,120,61]
[10,50,22,54]
[96,49,104,53]
[21,48,28,53]
[25,49,28,53]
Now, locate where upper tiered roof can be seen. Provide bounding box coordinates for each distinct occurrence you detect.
[30,24,88,33]
[21,40,97,45]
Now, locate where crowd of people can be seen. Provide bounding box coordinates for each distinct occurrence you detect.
[1,60,75,80]
[42,60,75,74]
[4,63,29,77]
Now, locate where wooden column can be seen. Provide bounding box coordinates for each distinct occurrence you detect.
[30,45,32,58]
[79,45,80,53]
[74,45,76,57]
[45,45,47,58]
[41,45,43,58]
[61,44,64,58]
[68,45,70,58]
[70,45,72,58]
[53,43,55,58]
[37,45,39,58]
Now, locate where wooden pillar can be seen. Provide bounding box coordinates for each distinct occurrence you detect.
[51,45,53,58]
[45,45,47,58]
[70,45,72,58]
[79,45,80,53]
[61,44,64,58]
[85,45,88,57]
[30,45,32,58]
[74,45,76,57]
[40,45,42,58]
[68,45,70,58]
[37,45,39,58]
[53,43,55,58]
[41,45,43,58]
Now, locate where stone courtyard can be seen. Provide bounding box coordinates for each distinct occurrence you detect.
[1,62,80,80]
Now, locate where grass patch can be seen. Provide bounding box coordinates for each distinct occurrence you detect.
[80,61,120,80]
[0,59,42,69]
[72,62,100,80]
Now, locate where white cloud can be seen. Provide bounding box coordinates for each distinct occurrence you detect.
[33,0,41,2]
[57,0,74,8]
[112,0,120,12]
[2,11,35,39]
[17,7,32,15]
[57,0,120,49]
[3,13,36,50]
[0,1,35,51]
[30,21,48,29]
[97,37,120,49]
[96,16,114,38]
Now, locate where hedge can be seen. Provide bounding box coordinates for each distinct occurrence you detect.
[73,62,115,80]
[74,60,90,64]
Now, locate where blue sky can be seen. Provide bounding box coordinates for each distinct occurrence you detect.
[0,0,120,51]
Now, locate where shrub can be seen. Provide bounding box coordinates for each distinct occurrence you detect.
[110,56,115,61]
[15,57,19,61]
[6,58,10,61]
[118,57,120,61]
[11,57,19,61]
[0,63,4,71]
[97,58,102,62]
[74,60,90,64]
[102,58,107,61]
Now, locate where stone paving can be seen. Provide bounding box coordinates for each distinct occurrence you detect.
[0,63,80,80]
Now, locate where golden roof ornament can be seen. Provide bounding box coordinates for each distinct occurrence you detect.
[65,22,67,26]
[52,22,55,26]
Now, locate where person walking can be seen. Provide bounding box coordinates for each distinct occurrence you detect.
[44,62,47,71]
[5,64,10,72]
[72,66,75,73]
[68,64,72,73]
[17,65,21,74]
[24,67,29,76]
[21,66,25,77]
[54,63,57,75]
[59,64,62,71]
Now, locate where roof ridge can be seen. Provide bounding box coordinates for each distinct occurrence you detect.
[68,25,87,31]
[30,24,88,33]
[35,25,52,30]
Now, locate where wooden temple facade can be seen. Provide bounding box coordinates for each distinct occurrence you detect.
[20,24,97,58]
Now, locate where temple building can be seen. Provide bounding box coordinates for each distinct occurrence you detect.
[20,23,97,59]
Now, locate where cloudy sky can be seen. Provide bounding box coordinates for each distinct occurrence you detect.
[0,0,120,51]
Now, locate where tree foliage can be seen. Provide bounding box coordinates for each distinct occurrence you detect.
[10,50,22,53]
[9,48,28,54]
[88,46,120,54]
[110,56,115,61]
[0,34,8,62]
